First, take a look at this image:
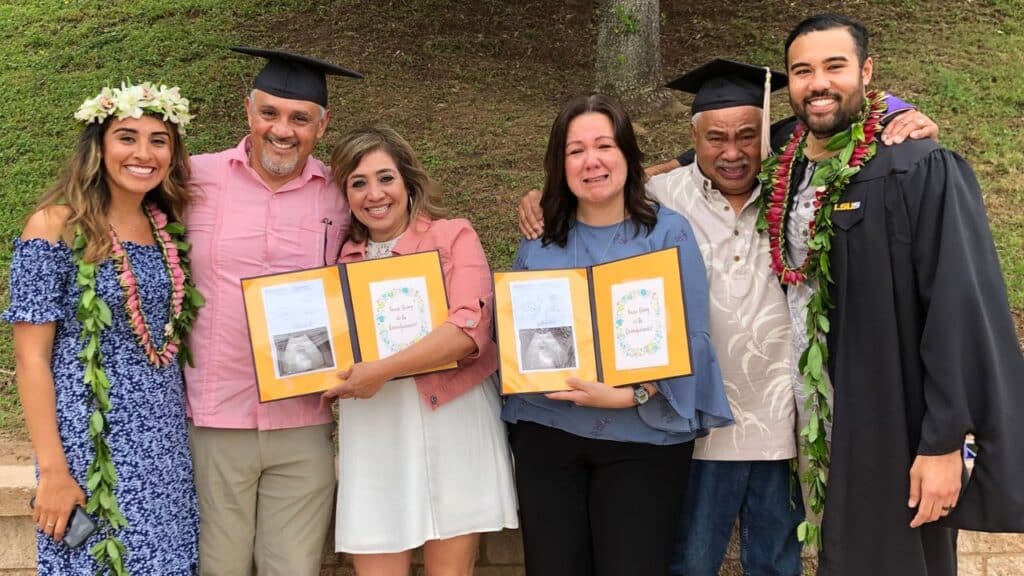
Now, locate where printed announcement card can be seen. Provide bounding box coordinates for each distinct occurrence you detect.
[345,252,454,369]
[242,251,454,402]
[493,247,692,395]
[608,278,669,371]
[367,277,434,359]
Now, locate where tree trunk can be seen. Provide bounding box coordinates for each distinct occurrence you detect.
[594,0,668,112]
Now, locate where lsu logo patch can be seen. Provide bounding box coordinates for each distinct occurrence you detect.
[835,201,862,212]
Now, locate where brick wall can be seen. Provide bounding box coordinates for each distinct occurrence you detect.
[957,532,1024,576]
[3,467,1023,576]
[0,465,37,576]
[314,526,1024,576]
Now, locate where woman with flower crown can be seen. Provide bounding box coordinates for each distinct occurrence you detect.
[3,82,202,575]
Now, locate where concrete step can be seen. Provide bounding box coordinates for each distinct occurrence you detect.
[0,465,36,573]
[4,459,1023,575]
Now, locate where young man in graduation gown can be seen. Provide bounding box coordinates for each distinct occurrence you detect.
[774,13,1024,575]
[184,48,360,575]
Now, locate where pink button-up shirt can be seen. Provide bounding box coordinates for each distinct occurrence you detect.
[184,136,350,430]
[338,217,497,409]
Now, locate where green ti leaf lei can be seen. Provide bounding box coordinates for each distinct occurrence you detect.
[71,212,203,575]
[73,230,128,575]
[756,91,888,549]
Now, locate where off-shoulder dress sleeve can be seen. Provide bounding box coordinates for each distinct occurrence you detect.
[2,238,75,325]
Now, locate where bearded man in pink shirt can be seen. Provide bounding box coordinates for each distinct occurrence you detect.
[184,47,361,576]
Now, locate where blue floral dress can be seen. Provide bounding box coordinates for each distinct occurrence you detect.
[2,238,198,575]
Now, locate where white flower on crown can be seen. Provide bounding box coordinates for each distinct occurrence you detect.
[74,80,192,133]
[119,83,146,119]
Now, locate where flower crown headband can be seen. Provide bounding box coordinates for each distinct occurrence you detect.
[74,81,192,133]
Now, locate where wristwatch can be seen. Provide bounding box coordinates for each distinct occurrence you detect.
[632,384,651,406]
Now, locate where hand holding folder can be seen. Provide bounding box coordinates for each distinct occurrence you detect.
[242,251,454,402]
[493,247,693,395]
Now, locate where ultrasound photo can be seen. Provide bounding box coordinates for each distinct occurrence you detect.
[273,327,335,377]
[518,326,577,372]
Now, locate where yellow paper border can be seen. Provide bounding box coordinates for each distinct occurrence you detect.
[242,266,354,402]
[344,251,457,375]
[591,247,692,386]
[493,268,597,394]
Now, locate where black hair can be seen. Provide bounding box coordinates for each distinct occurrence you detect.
[785,13,869,66]
[540,93,657,248]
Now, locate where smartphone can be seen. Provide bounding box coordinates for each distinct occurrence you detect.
[62,505,98,548]
[28,498,98,548]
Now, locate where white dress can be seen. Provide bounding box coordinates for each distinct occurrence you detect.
[334,237,519,553]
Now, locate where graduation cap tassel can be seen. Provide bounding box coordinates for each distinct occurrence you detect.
[761,66,772,159]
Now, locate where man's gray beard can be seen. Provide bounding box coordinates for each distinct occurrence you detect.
[259,149,299,176]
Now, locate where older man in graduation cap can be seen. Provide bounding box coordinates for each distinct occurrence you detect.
[642,59,807,576]
[184,47,361,576]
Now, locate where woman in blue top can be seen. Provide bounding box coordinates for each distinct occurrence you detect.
[502,94,733,576]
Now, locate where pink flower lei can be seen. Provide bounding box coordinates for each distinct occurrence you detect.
[762,90,887,285]
[108,203,191,366]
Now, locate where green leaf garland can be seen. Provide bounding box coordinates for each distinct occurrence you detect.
[757,91,888,548]
[70,205,203,575]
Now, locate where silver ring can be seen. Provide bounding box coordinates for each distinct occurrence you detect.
[45,522,55,528]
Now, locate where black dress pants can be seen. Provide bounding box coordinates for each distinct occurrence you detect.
[510,420,694,576]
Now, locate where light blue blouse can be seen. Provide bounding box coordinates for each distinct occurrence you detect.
[501,205,733,445]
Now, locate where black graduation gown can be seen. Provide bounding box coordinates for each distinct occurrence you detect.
[788,138,1024,575]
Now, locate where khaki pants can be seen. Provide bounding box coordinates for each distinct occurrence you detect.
[189,423,335,576]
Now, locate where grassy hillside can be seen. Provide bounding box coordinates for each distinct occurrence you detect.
[1,0,1021,435]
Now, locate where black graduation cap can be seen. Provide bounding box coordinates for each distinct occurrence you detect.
[666,58,787,114]
[666,58,788,158]
[231,46,363,107]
